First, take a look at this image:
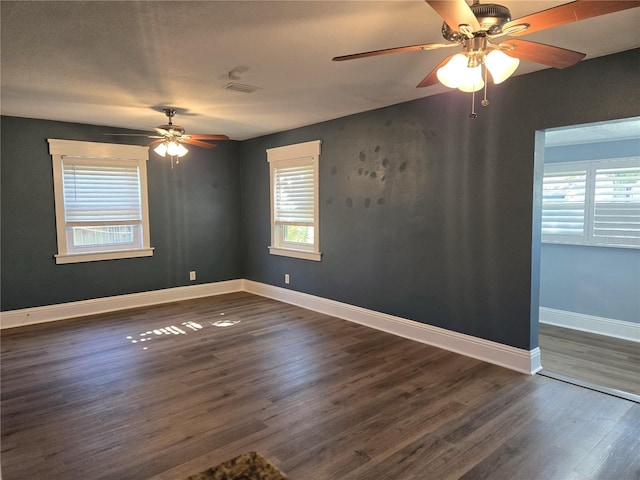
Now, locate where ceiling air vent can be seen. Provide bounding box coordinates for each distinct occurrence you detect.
[222,83,261,93]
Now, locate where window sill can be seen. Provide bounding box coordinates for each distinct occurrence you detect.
[268,246,322,261]
[542,240,639,250]
[55,248,154,264]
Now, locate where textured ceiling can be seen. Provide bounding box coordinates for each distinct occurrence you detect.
[1,1,639,140]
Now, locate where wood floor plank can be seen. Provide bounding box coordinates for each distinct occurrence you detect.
[574,404,640,479]
[2,292,639,479]
[539,323,640,396]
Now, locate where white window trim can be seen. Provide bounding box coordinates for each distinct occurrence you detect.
[267,140,322,261]
[542,156,640,249]
[49,139,154,264]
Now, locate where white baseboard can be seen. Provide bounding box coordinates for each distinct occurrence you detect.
[539,307,640,343]
[244,280,541,375]
[0,279,542,375]
[0,280,244,330]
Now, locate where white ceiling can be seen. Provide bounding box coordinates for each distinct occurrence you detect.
[545,117,640,146]
[1,1,639,141]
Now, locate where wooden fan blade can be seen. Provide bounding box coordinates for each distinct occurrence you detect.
[416,54,456,88]
[332,42,454,61]
[502,39,586,69]
[103,133,155,137]
[187,134,230,141]
[182,138,218,149]
[426,0,481,32]
[146,139,164,147]
[503,1,640,37]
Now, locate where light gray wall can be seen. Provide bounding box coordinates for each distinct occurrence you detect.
[540,136,640,323]
[540,244,639,323]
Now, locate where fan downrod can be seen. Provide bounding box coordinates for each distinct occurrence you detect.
[162,108,177,125]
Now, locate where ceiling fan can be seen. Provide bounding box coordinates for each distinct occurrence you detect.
[333,0,640,117]
[109,108,230,166]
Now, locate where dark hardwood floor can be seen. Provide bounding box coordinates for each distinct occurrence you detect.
[2,292,639,479]
[539,323,640,398]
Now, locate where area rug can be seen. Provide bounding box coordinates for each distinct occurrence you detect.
[185,451,288,480]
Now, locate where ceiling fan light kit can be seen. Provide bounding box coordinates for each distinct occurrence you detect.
[484,49,519,84]
[333,0,640,118]
[154,140,188,161]
[153,142,168,157]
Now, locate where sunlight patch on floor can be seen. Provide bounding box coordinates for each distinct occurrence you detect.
[125,313,241,350]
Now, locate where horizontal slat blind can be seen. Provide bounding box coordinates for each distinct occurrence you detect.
[542,171,587,236]
[62,159,142,225]
[273,161,314,225]
[593,166,640,239]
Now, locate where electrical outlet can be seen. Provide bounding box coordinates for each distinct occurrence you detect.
[189,271,196,281]
[284,274,290,284]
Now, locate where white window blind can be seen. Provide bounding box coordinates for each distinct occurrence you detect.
[267,140,322,261]
[49,139,153,264]
[593,166,640,241]
[542,158,640,248]
[542,170,587,237]
[273,161,315,226]
[62,160,142,226]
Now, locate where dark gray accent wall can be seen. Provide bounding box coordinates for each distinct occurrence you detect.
[1,117,242,311]
[240,49,640,351]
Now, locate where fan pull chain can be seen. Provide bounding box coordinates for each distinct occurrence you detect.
[469,90,477,119]
[481,66,489,107]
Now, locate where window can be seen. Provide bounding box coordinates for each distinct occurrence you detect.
[267,140,321,261]
[49,139,153,264]
[542,157,640,248]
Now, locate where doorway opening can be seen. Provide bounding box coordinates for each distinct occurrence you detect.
[532,117,640,402]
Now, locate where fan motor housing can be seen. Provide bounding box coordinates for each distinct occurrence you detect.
[159,124,186,136]
[442,3,511,41]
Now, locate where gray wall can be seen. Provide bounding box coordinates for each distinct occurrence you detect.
[240,49,640,351]
[540,137,640,323]
[0,117,243,311]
